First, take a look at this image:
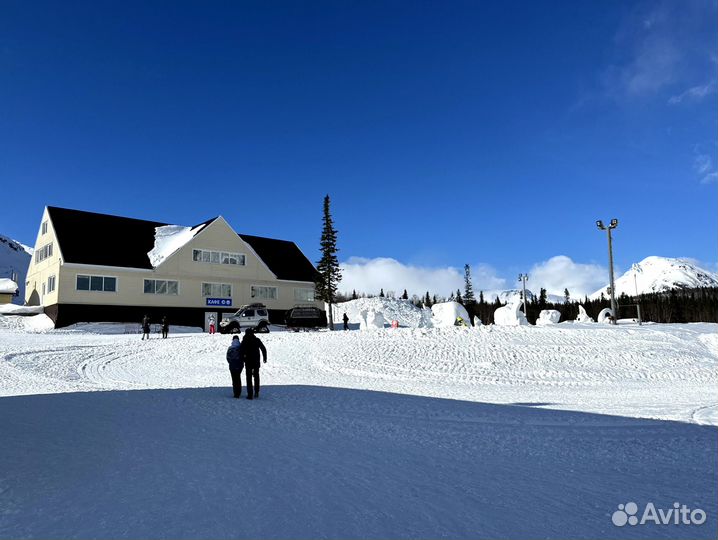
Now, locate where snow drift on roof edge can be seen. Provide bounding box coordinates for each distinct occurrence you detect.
[147,225,201,268]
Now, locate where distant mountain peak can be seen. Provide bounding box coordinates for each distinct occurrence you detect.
[590,256,718,299]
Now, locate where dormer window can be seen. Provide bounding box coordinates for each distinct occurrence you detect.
[192,249,246,266]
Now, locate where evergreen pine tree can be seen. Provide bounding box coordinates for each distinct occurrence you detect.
[432,294,438,304]
[538,288,547,308]
[463,264,476,303]
[479,290,484,304]
[424,291,431,306]
[315,194,341,330]
[351,289,357,300]
[456,289,463,305]
[449,291,455,301]
[564,288,570,303]
[402,289,409,300]
[379,288,385,298]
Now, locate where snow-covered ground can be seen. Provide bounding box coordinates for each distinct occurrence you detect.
[1,318,716,538]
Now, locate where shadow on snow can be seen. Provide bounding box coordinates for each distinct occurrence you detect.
[0,386,715,540]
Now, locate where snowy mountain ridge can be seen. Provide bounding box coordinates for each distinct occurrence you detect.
[590,256,718,300]
[0,234,32,304]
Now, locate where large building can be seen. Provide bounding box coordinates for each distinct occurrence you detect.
[25,206,322,328]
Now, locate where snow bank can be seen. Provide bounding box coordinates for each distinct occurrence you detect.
[494,302,529,326]
[431,302,470,328]
[536,309,561,326]
[0,277,18,294]
[0,304,44,315]
[59,322,204,335]
[148,225,199,267]
[334,297,422,328]
[23,314,55,332]
[576,305,594,323]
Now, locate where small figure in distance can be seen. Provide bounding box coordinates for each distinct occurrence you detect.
[161,315,169,339]
[242,328,267,400]
[226,335,244,398]
[208,314,216,335]
[343,312,349,331]
[141,314,151,340]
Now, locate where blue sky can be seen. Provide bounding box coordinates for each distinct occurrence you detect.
[1,1,715,297]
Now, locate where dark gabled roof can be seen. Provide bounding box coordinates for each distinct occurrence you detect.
[47,206,213,269]
[239,234,318,283]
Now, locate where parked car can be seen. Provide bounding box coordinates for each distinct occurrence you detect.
[285,305,326,330]
[219,303,270,333]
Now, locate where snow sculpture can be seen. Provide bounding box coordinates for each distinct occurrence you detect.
[431,302,471,328]
[536,309,561,326]
[360,309,386,330]
[597,308,614,324]
[473,316,482,327]
[418,308,434,328]
[575,305,594,323]
[493,301,529,326]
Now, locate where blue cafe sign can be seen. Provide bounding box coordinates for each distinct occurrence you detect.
[206,298,232,307]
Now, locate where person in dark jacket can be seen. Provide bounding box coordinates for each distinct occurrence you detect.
[161,316,169,339]
[241,328,267,399]
[343,312,349,331]
[226,335,244,398]
[141,314,151,340]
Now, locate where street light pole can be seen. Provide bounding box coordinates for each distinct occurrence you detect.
[596,219,619,325]
[518,273,529,318]
[632,263,642,326]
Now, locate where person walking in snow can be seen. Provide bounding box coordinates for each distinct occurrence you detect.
[241,328,267,400]
[141,314,151,340]
[161,315,169,339]
[226,335,244,398]
[208,315,216,334]
[343,312,349,331]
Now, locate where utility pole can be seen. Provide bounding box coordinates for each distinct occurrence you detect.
[596,219,619,325]
[632,263,642,325]
[518,273,529,318]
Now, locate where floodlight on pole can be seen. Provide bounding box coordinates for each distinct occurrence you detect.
[596,218,619,324]
[518,273,529,318]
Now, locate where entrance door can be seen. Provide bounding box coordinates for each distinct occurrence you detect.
[204,312,218,333]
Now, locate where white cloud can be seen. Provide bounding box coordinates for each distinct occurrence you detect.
[338,257,506,298]
[668,81,716,104]
[528,256,608,299]
[693,151,718,184]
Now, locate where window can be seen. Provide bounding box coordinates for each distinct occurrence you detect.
[47,275,56,293]
[192,249,246,266]
[294,288,315,302]
[144,279,179,295]
[201,282,232,297]
[35,243,54,263]
[41,221,48,235]
[251,285,278,300]
[76,274,116,292]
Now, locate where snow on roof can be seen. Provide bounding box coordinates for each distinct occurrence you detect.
[147,225,202,268]
[0,278,18,294]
